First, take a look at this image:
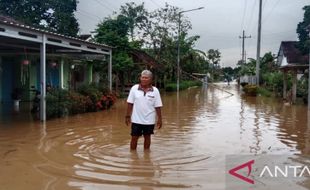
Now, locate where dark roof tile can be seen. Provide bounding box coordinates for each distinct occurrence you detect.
[280,41,308,65]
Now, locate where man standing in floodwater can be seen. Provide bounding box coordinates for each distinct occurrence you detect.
[125,70,163,150]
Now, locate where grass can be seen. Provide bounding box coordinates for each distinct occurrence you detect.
[257,87,273,97]
[165,80,203,92]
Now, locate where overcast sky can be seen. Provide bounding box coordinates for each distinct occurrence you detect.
[76,0,309,67]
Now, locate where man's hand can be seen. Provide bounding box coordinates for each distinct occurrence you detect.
[125,116,131,126]
[157,120,162,129]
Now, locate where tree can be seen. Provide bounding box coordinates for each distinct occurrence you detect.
[47,0,79,37]
[96,2,205,86]
[0,0,79,36]
[143,4,191,57]
[207,49,221,65]
[137,3,193,82]
[297,5,310,54]
[95,15,134,88]
[120,2,148,43]
[260,52,277,73]
[207,49,221,81]
[239,58,256,76]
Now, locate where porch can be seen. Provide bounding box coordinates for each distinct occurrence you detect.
[0,18,113,121]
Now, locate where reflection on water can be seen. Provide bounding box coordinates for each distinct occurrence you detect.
[1,83,310,189]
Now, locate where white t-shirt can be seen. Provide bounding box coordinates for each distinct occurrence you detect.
[127,84,163,125]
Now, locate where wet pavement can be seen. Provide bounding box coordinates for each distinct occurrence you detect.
[1,83,310,190]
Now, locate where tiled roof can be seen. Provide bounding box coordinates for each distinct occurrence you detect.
[130,49,161,68]
[0,15,112,49]
[280,41,308,65]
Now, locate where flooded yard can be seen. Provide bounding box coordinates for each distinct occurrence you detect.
[1,83,310,190]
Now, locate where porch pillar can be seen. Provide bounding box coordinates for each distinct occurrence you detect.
[292,70,297,104]
[60,58,64,89]
[86,63,93,84]
[108,50,112,91]
[40,34,46,121]
[283,70,287,99]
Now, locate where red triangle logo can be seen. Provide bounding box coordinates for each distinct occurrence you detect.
[228,160,255,184]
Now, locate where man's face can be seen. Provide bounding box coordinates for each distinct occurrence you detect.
[140,75,152,86]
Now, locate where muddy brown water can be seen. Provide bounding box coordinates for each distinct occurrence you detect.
[1,83,310,190]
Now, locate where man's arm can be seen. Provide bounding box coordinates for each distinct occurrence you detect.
[125,103,133,126]
[155,107,162,129]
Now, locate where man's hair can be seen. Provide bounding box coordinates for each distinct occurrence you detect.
[141,70,153,78]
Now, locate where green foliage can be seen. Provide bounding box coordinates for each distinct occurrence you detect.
[207,49,221,65]
[242,84,258,96]
[297,75,308,102]
[120,2,148,41]
[260,52,277,73]
[261,71,283,95]
[165,80,202,92]
[0,0,79,36]
[47,0,79,37]
[96,15,131,48]
[257,87,272,97]
[46,89,72,118]
[77,84,102,111]
[297,5,310,54]
[46,84,116,119]
[95,15,134,78]
[238,58,256,76]
[95,2,207,87]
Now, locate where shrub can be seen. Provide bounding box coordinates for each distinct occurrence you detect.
[77,84,102,112]
[165,80,202,92]
[46,89,71,118]
[257,87,272,97]
[243,84,258,96]
[45,86,116,120]
[262,72,283,95]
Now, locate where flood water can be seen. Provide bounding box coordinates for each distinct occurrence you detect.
[1,83,310,190]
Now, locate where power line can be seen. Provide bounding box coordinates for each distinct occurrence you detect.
[245,0,257,33]
[150,0,161,8]
[92,0,115,13]
[103,0,118,10]
[262,0,269,10]
[240,0,248,33]
[262,0,281,24]
[78,9,101,21]
[76,10,101,23]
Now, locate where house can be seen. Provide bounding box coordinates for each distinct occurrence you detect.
[277,41,309,103]
[125,49,162,86]
[0,16,112,121]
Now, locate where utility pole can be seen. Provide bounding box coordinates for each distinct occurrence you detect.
[256,0,263,86]
[177,7,204,93]
[239,30,251,64]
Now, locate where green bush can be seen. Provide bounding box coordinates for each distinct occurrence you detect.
[46,89,71,118]
[165,80,202,92]
[77,84,102,112]
[257,87,272,97]
[243,84,258,96]
[262,72,283,95]
[45,84,116,120]
[297,76,308,104]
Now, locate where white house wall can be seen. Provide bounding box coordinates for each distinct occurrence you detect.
[281,56,289,67]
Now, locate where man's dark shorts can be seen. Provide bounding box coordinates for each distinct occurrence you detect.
[131,123,155,136]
